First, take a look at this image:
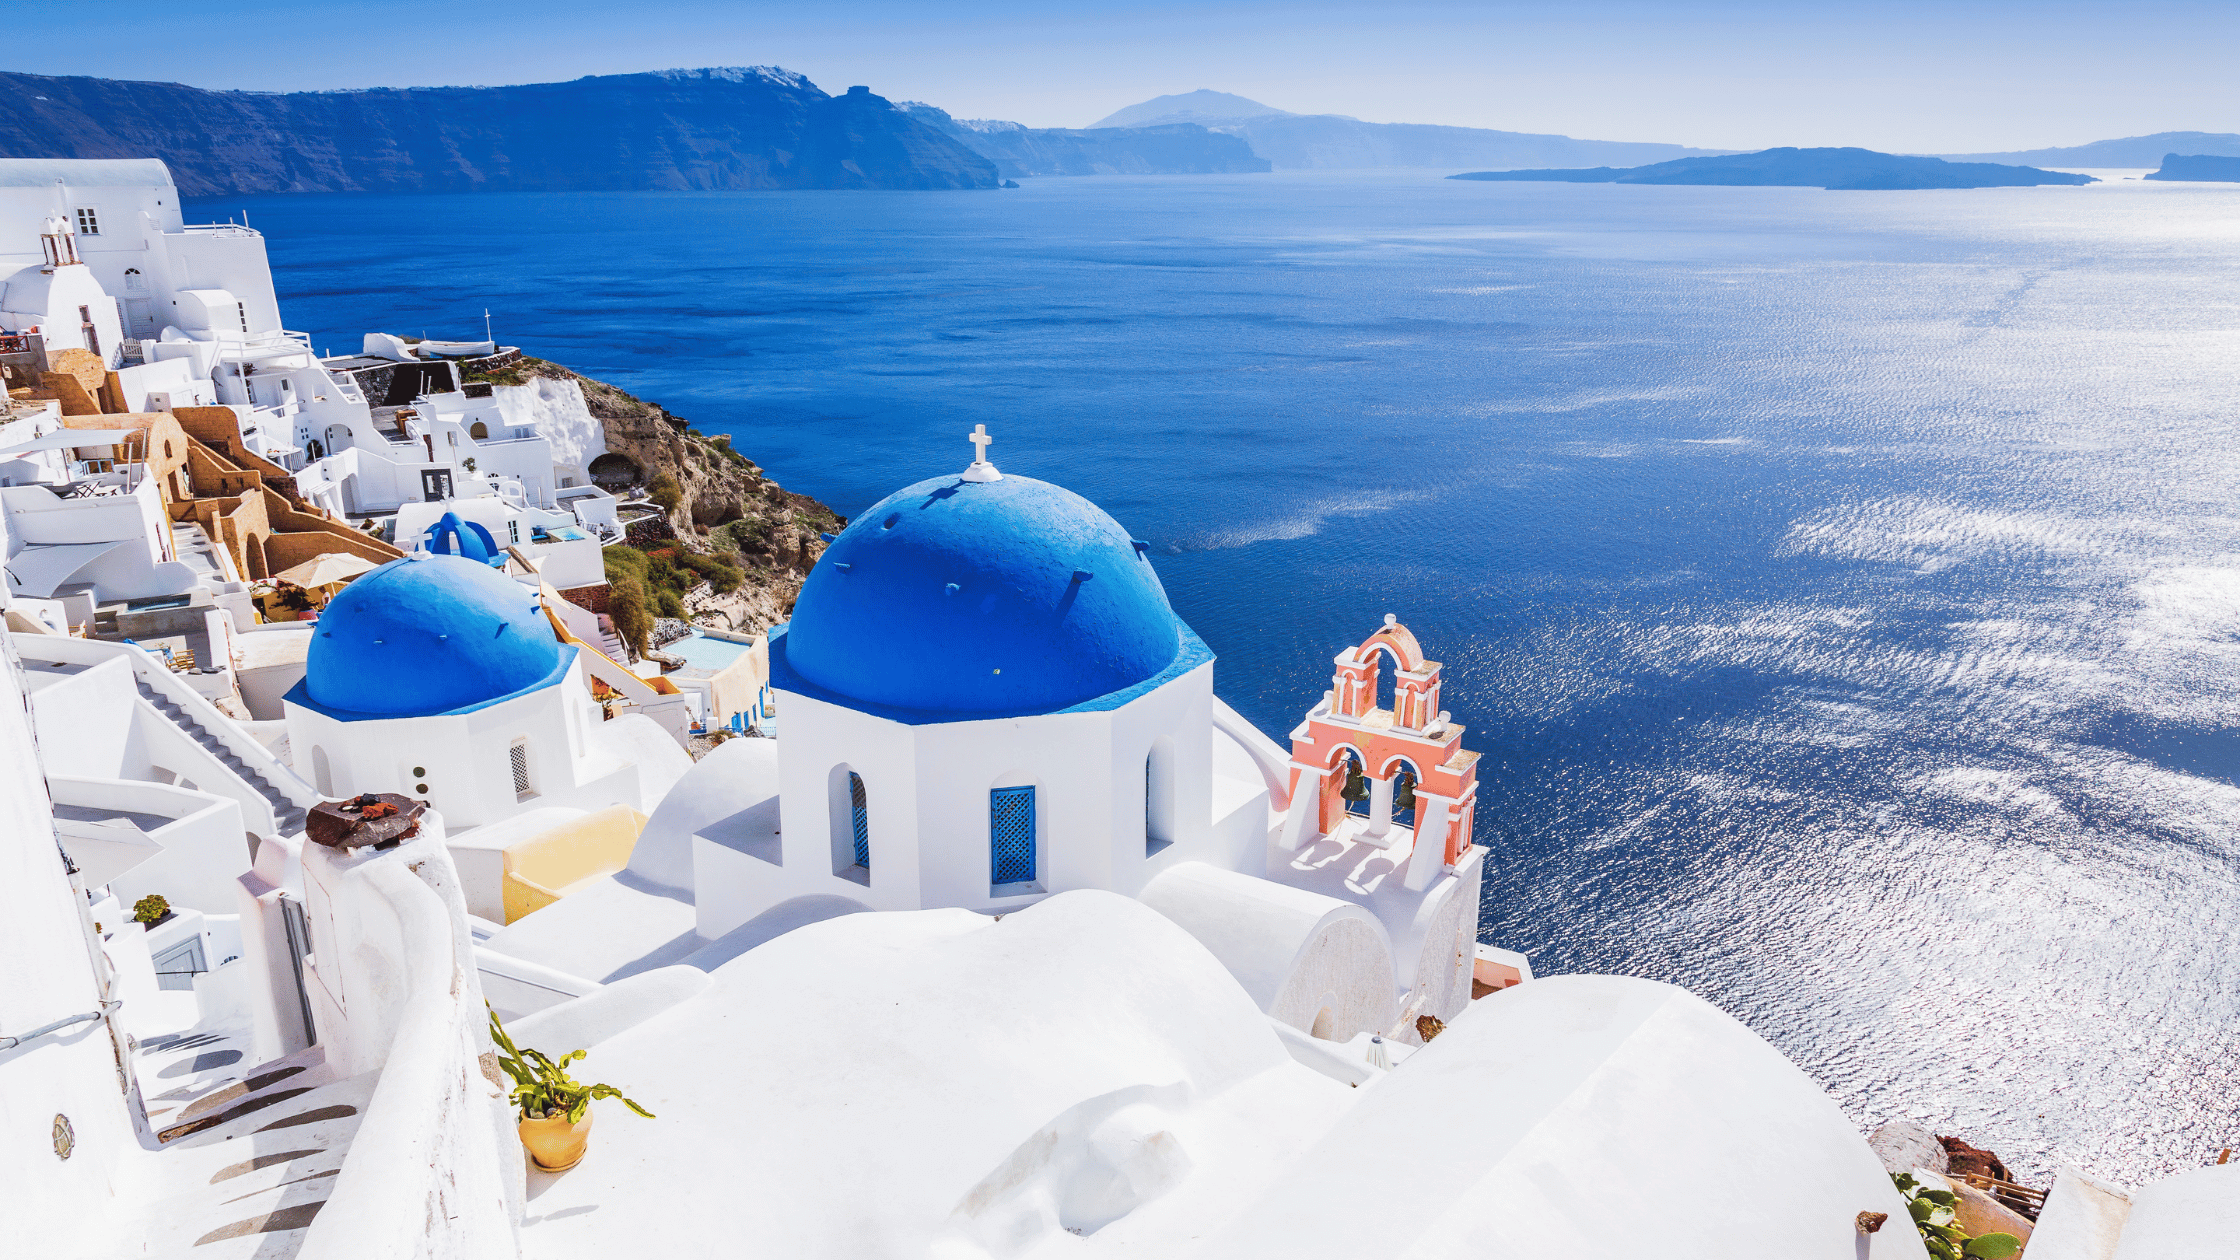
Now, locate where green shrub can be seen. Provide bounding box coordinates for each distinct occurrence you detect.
[676,551,743,594]
[654,587,686,620]
[1891,1174,2021,1260]
[607,574,652,655]
[131,893,170,925]
[648,472,683,514]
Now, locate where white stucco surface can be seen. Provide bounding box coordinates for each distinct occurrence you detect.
[1194,973,1929,1260]
[518,890,1355,1260]
[1138,860,1398,1041]
[2025,1165,2133,1260]
[482,872,703,983]
[506,964,710,1052]
[2109,1162,2239,1260]
[492,376,605,477]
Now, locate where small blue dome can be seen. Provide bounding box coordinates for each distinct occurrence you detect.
[300,555,567,718]
[786,473,1185,714]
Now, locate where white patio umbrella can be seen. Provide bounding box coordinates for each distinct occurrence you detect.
[272,551,380,591]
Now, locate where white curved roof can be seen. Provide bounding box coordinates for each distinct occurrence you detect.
[1139,860,1390,1009]
[512,891,1350,1258]
[626,732,778,890]
[0,158,175,189]
[1197,974,1926,1260]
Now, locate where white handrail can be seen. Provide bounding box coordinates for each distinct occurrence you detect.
[298,860,488,1260]
[119,642,319,809]
[1213,695,1295,810]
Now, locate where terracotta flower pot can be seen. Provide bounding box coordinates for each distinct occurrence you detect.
[518,1108,592,1172]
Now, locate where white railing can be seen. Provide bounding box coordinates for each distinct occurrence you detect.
[475,945,602,1020]
[1213,696,1295,810]
[171,223,262,238]
[299,858,519,1260]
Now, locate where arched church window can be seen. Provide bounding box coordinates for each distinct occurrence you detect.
[829,764,869,883]
[470,421,488,440]
[311,745,333,797]
[990,786,1036,888]
[849,773,870,869]
[1145,738,1175,856]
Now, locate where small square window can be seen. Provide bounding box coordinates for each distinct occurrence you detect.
[74,207,99,236]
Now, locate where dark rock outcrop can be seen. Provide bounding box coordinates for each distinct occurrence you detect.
[2144,153,2240,182]
[1452,147,2095,190]
[0,69,998,194]
[899,105,1268,177]
[1938,1135,2011,1183]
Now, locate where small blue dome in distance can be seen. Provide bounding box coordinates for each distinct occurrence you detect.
[787,473,1185,714]
[303,555,566,717]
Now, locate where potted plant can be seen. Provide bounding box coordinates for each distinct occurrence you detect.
[132,893,172,930]
[488,1010,653,1173]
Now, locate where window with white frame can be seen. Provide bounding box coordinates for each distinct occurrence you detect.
[74,207,99,235]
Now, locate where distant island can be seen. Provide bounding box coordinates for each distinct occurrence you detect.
[1450,147,2096,190]
[2144,153,2240,182]
[897,104,1268,178]
[1086,89,1729,171]
[1939,131,2240,167]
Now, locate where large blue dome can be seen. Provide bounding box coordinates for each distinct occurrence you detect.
[784,473,1188,714]
[295,554,571,719]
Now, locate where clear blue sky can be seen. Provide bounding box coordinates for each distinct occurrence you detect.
[12,0,2237,152]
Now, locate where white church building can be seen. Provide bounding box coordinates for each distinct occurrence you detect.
[477,433,1487,1049]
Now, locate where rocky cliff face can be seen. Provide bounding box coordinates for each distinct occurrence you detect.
[899,105,1269,177]
[0,69,998,194]
[497,358,838,625]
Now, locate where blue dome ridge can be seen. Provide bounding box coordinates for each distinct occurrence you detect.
[295,554,570,719]
[785,472,1188,714]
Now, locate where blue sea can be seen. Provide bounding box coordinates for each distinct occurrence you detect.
[200,170,2240,1184]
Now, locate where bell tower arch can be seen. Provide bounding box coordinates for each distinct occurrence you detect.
[1282,616,1478,888]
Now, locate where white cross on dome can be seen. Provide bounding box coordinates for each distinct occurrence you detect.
[962,423,1003,482]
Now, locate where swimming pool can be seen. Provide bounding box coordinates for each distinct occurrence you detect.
[664,629,754,674]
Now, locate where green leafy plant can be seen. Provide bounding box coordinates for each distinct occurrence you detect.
[488,1009,654,1124]
[1892,1173,2021,1259]
[131,893,170,925]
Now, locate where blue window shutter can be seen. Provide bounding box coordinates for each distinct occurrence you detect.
[990,786,1036,885]
[849,773,870,869]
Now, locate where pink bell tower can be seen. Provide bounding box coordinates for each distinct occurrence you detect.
[1281,615,1480,887]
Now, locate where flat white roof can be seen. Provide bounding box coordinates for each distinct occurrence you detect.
[0,158,175,190]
